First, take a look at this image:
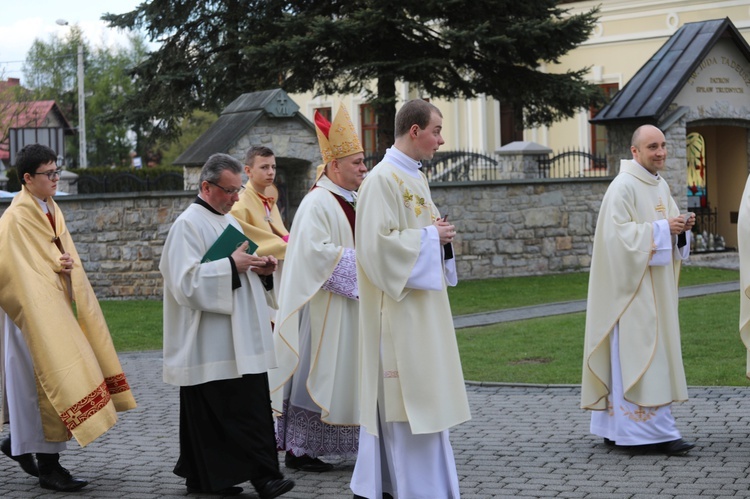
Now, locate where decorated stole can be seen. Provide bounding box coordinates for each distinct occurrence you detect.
[329,193,356,241]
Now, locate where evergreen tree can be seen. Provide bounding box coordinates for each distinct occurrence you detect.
[105,0,602,153]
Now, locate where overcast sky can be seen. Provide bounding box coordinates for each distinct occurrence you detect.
[1,0,152,83]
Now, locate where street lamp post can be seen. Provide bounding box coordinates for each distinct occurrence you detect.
[55,19,87,168]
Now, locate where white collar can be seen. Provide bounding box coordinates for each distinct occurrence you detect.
[633,159,660,179]
[384,147,422,177]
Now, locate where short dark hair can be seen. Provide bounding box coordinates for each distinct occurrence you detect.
[199,153,242,184]
[16,144,58,185]
[395,100,442,138]
[244,146,275,166]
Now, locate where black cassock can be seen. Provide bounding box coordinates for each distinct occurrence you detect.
[174,372,282,492]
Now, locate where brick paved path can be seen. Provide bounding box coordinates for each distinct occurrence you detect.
[2,350,750,498]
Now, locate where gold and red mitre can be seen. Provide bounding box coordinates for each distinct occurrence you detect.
[314,106,364,164]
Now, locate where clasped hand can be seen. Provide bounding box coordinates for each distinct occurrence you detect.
[58,252,74,275]
[668,213,696,235]
[434,217,456,245]
[231,241,277,275]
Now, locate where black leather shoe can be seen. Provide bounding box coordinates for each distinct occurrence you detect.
[186,485,243,495]
[603,438,616,446]
[655,438,695,456]
[0,436,39,477]
[38,464,88,492]
[284,452,334,472]
[257,478,295,499]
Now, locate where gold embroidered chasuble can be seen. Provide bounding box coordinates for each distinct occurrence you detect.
[738,175,750,377]
[269,175,359,425]
[230,184,289,259]
[355,161,470,436]
[582,160,687,411]
[0,187,136,447]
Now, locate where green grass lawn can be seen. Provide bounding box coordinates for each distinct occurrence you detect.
[101,300,163,352]
[457,292,748,386]
[101,265,747,386]
[447,266,738,316]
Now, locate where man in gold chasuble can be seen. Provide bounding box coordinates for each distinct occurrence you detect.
[0,144,136,492]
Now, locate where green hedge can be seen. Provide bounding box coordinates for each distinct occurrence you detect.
[69,166,184,194]
[4,166,184,194]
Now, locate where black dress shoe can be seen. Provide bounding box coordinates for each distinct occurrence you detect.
[38,464,88,492]
[0,436,39,477]
[603,438,616,446]
[284,452,334,472]
[256,478,295,499]
[186,485,243,495]
[654,438,695,456]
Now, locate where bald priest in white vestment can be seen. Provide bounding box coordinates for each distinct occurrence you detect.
[738,175,750,379]
[270,106,367,472]
[350,99,471,499]
[582,125,696,456]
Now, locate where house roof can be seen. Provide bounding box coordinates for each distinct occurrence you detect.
[1,100,74,131]
[174,89,314,167]
[591,18,750,124]
[0,100,74,161]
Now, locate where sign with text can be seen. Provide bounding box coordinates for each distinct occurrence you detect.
[674,38,750,109]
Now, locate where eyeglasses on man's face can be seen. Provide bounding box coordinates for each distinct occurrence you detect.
[206,180,245,195]
[32,169,63,180]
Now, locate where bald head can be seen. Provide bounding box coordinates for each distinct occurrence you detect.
[630,125,667,174]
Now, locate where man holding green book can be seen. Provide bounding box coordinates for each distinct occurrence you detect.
[160,153,294,498]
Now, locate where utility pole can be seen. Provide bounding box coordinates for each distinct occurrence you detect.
[56,19,87,168]
[77,44,87,168]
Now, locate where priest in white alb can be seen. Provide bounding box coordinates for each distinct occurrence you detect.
[270,106,366,472]
[737,174,750,378]
[582,124,696,456]
[160,153,294,498]
[351,99,471,499]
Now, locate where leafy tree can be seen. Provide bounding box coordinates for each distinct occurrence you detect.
[22,26,149,167]
[86,35,149,166]
[158,109,218,167]
[23,26,84,165]
[105,0,603,153]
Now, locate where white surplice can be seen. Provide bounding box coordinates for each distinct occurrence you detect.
[160,201,277,387]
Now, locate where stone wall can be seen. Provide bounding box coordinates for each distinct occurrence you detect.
[0,179,612,299]
[431,179,610,278]
[0,191,195,300]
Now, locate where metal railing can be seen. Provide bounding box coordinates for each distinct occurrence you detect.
[364,150,500,183]
[538,149,609,178]
[690,206,727,252]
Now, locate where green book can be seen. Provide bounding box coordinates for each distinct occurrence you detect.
[201,224,259,263]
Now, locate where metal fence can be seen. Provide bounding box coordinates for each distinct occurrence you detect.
[74,172,184,194]
[364,150,500,183]
[538,149,609,178]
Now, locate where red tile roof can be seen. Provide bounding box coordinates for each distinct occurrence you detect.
[0,100,74,162]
